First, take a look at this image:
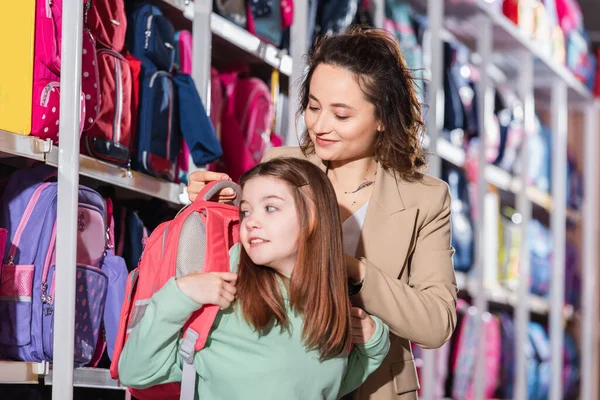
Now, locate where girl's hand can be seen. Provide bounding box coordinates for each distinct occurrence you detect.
[351,307,377,344]
[176,271,238,310]
[186,171,236,203]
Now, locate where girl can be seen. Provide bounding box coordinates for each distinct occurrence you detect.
[118,157,390,399]
[187,26,458,399]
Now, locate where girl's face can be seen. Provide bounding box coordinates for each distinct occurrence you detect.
[239,176,300,276]
[304,63,380,163]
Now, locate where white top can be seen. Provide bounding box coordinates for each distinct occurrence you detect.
[342,201,369,256]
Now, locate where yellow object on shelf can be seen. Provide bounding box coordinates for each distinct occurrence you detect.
[0,2,36,136]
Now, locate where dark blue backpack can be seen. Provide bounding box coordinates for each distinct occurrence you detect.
[442,163,474,272]
[126,3,179,181]
[498,312,515,399]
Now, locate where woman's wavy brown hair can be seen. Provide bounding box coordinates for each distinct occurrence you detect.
[236,157,352,360]
[298,25,427,181]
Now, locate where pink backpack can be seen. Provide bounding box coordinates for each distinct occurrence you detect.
[110,181,242,400]
[280,0,294,29]
[452,305,502,399]
[31,0,100,142]
[214,67,273,181]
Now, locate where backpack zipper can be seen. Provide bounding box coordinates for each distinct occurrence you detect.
[113,56,123,144]
[46,0,53,18]
[40,82,60,107]
[166,78,173,161]
[144,15,153,49]
[6,183,52,266]
[98,49,127,145]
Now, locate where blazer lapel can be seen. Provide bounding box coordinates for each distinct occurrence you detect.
[355,165,419,278]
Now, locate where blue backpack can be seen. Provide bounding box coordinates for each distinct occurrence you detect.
[498,312,515,398]
[528,219,552,297]
[442,164,473,272]
[528,322,551,400]
[563,332,580,398]
[126,3,180,181]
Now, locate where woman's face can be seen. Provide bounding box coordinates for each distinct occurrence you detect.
[239,176,300,276]
[304,64,380,163]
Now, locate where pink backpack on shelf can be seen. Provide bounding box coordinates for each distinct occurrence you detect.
[31,0,100,142]
[452,304,502,400]
[214,66,273,181]
[280,0,294,29]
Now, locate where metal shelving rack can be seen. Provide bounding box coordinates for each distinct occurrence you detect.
[0,0,305,398]
[411,1,600,400]
[3,0,598,399]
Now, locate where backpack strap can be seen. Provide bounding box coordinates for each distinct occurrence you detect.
[179,328,200,400]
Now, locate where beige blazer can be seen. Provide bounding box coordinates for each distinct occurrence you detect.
[264,146,458,400]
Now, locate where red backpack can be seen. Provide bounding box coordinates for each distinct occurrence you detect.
[110,181,241,400]
[81,0,133,166]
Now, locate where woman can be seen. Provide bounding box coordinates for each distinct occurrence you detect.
[188,26,458,399]
[118,158,390,399]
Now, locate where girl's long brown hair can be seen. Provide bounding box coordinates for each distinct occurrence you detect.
[236,157,352,360]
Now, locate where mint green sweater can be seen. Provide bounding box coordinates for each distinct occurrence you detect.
[118,261,390,399]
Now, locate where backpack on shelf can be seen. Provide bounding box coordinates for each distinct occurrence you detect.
[211,66,274,182]
[172,30,223,184]
[528,219,552,298]
[81,0,134,167]
[441,163,474,272]
[529,322,551,399]
[110,181,242,400]
[0,165,108,366]
[126,2,180,181]
[31,0,100,142]
[82,48,134,166]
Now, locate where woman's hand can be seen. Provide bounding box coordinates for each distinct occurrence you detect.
[344,253,366,283]
[176,271,238,310]
[187,171,237,203]
[351,307,377,344]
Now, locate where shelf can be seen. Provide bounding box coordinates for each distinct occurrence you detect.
[0,361,48,384]
[45,366,125,390]
[407,0,593,104]
[0,130,186,206]
[160,0,292,76]
[456,272,575,321]
[436,138,581,222]
[0,361,125,390]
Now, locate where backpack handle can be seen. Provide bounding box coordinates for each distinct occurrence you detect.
[198,180,242,207]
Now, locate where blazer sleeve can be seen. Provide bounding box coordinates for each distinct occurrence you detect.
[351,183,457,349]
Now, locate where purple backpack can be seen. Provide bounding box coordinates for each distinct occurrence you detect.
[0,164,122,366]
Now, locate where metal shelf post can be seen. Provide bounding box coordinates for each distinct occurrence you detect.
[420,1,444,398]
[580,102,598,400]
[425,0,444,180]
[286,0,308,144]
[191,0,212,107]
[473,15,493,400]
[549,80,568,400]
[52,0,85,398]
[189,0,213,176]
[514,49,534,400]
